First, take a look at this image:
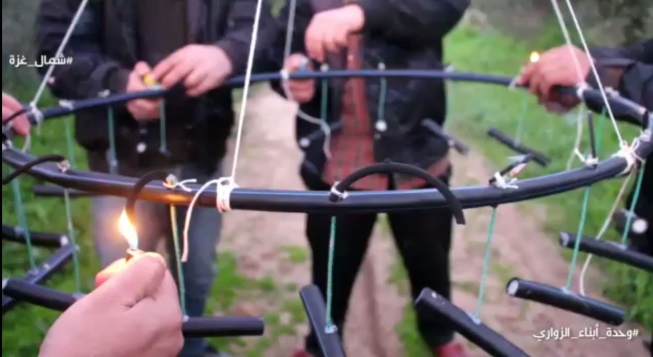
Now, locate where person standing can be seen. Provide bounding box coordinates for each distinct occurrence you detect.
[266,0,471,356]
[35,1,274,356]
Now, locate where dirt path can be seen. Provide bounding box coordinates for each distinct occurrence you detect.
[219,86,647,357]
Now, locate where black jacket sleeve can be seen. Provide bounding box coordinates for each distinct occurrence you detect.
[589,40,652,111]
[36,0,130,100]
[355,0,470,46]
[214,0,276,76]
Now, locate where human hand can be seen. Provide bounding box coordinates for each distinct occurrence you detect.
[517,45,591,111]
[2,92,30,136]
[305,4,365,62]
[153,44,233,97]
[39,253,183,357]
[284,54,315,103]
[126,62,162,121]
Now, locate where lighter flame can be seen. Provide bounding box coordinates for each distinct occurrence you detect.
[118,210,138,249]
[530,51,540,63]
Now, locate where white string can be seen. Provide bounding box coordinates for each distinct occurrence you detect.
[565,107,587,170]
[228,0,265,179]
[31,0,91,108]
[280,0,333,159]
[181,177,237,262]
[578,171,632,295]
[557,0,624,145]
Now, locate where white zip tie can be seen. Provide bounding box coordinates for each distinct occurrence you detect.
[181,177,237,262]
[491,172,519,190]
[330,182,349,201]
[573,148,599,167]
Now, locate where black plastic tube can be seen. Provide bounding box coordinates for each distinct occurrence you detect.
[506,278,625,326]
[125,171,170,226]
[328,162,466,224]
[2,279,265,337]
[558,232,653,273]
[299,285,346,357]
[421,119,470,155]
[1,71,645,129]
[415,288,528,357]
[32,185,99,198]
[1,131,651,213]
[1,224,67,247]
[487,127,551,167]
[612,209,649,236]
[2,244,75,314]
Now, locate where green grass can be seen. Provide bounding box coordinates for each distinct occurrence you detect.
[392,22,652,355]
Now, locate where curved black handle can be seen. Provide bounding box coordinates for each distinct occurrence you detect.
[2,279,265,337]
[329,162,465,225]
[2,154,67,185]
[125,171,171,226]
[506,278,625,326]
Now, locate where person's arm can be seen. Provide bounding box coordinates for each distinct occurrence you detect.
[213,0,275,76]
[36,0,130,100]
[588,40,653,110]
[355,0,470,46]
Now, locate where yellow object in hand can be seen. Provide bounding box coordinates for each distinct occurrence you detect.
[142,73,159,87]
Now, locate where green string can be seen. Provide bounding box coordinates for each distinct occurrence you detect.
[594,111,607,152]
[377,74,387,127]
[63,189,81,293]
[565,186,592,290]
[107,106,118,174]
[620,161,646,245]
[64,118,76,165]
[324,216,337,333]
[514,96,529,143]
[11,179,36,269]
[320,77,328,122]
[474,207,498,320]
[159,101,168,153]
[169,205,187,315]
[63,117,81,293]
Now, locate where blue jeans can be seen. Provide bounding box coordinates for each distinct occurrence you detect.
[91,161,223,357]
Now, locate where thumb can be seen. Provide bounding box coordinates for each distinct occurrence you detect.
[93,253,168,308]
[285,54,310,72]
[134,61,153,77]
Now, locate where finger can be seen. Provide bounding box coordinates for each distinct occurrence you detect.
[130,99,161,114]
[285,54,309,72]
[159,61,195,89]
[183,68,206,92]
[2,93,24,113]
[134,61,153,78]
[516,64,534,86]
[152,49,185,83]
[92,253,168,308]
[95,259,130,288]
[305,23,324,62]
[187,78,214,97]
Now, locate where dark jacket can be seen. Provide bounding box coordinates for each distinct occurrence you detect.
[36,0,274,174]
[590,39,652,110]
[591,39,652,227]
[266,0,470,181]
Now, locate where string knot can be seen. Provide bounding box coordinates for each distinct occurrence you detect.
[215,177,238,213]
[57,160,71,173]
[573,148,599,167]
[491,172,519,190]
[329,182,349,201]
[613,139,643,175]
[27,104,45,125]
[163,175,197,192]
